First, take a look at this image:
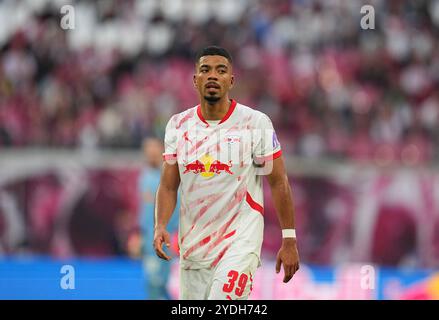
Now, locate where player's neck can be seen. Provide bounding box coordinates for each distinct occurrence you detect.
[200,97,232,121]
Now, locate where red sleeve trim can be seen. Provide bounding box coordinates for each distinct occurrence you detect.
[246,192,264,215]
[272,149,282,160]
[163,153,177,161]
[254,149,282,164]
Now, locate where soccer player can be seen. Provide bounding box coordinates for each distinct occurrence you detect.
[138,137,179,299]
[154,46,299,300]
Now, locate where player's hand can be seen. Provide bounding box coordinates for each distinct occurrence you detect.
[276,238,300,283]
[153,227,171,261]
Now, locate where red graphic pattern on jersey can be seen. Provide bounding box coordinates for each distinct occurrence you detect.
[186,192,225,211]
[201,212,240,259]
[182,234,212,259]
[191,193,225,223]
[181,192,225,244]
[188,180,222,192]
[183,210,239,259]
[211,243,232,268]
[176,109,195,129]
[177,124,197,157]
[201,187,246,231]
[188,136,209,156]
[182,131,193,145]
[202,229,236,258]
[206,142,221,155]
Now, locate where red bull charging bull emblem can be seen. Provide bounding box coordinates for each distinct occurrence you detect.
[183,154,233,178]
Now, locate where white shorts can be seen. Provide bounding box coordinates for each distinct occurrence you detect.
[179,253,259,300]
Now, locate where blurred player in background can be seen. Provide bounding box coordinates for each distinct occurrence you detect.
[154,46,300,300]
[132,137,179,300]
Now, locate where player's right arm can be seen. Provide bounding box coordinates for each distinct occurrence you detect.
[154,161,180,260]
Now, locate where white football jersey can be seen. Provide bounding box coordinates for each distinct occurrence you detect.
[163,100,282,269]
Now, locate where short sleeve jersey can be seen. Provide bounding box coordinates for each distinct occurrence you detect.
[163,100,282,269]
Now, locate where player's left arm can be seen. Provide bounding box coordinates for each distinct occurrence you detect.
[265,156,300,283]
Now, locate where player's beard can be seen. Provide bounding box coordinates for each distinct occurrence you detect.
[204,95,221,105]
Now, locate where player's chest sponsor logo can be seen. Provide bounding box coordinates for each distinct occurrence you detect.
[183,153,233,178]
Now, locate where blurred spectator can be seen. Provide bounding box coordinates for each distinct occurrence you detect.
[128,137,179,299]
[0,0,437,165]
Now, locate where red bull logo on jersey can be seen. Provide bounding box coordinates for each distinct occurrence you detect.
[209,160,233,174]
[183,154,233,178]
[182,160,205,174]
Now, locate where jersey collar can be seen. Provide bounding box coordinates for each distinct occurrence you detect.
[196,99,237,126]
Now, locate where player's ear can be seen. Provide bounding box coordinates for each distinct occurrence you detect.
[229,74,234,89]
[193,74,197,88]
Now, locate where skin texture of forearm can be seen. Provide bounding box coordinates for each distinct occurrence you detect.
[268,176,296,230]
[155,184,178,230]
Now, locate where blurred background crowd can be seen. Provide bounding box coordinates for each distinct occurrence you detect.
[1,0,438,164]
[1,0,439,299]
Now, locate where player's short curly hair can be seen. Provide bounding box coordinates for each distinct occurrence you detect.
[195,46,233,64]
